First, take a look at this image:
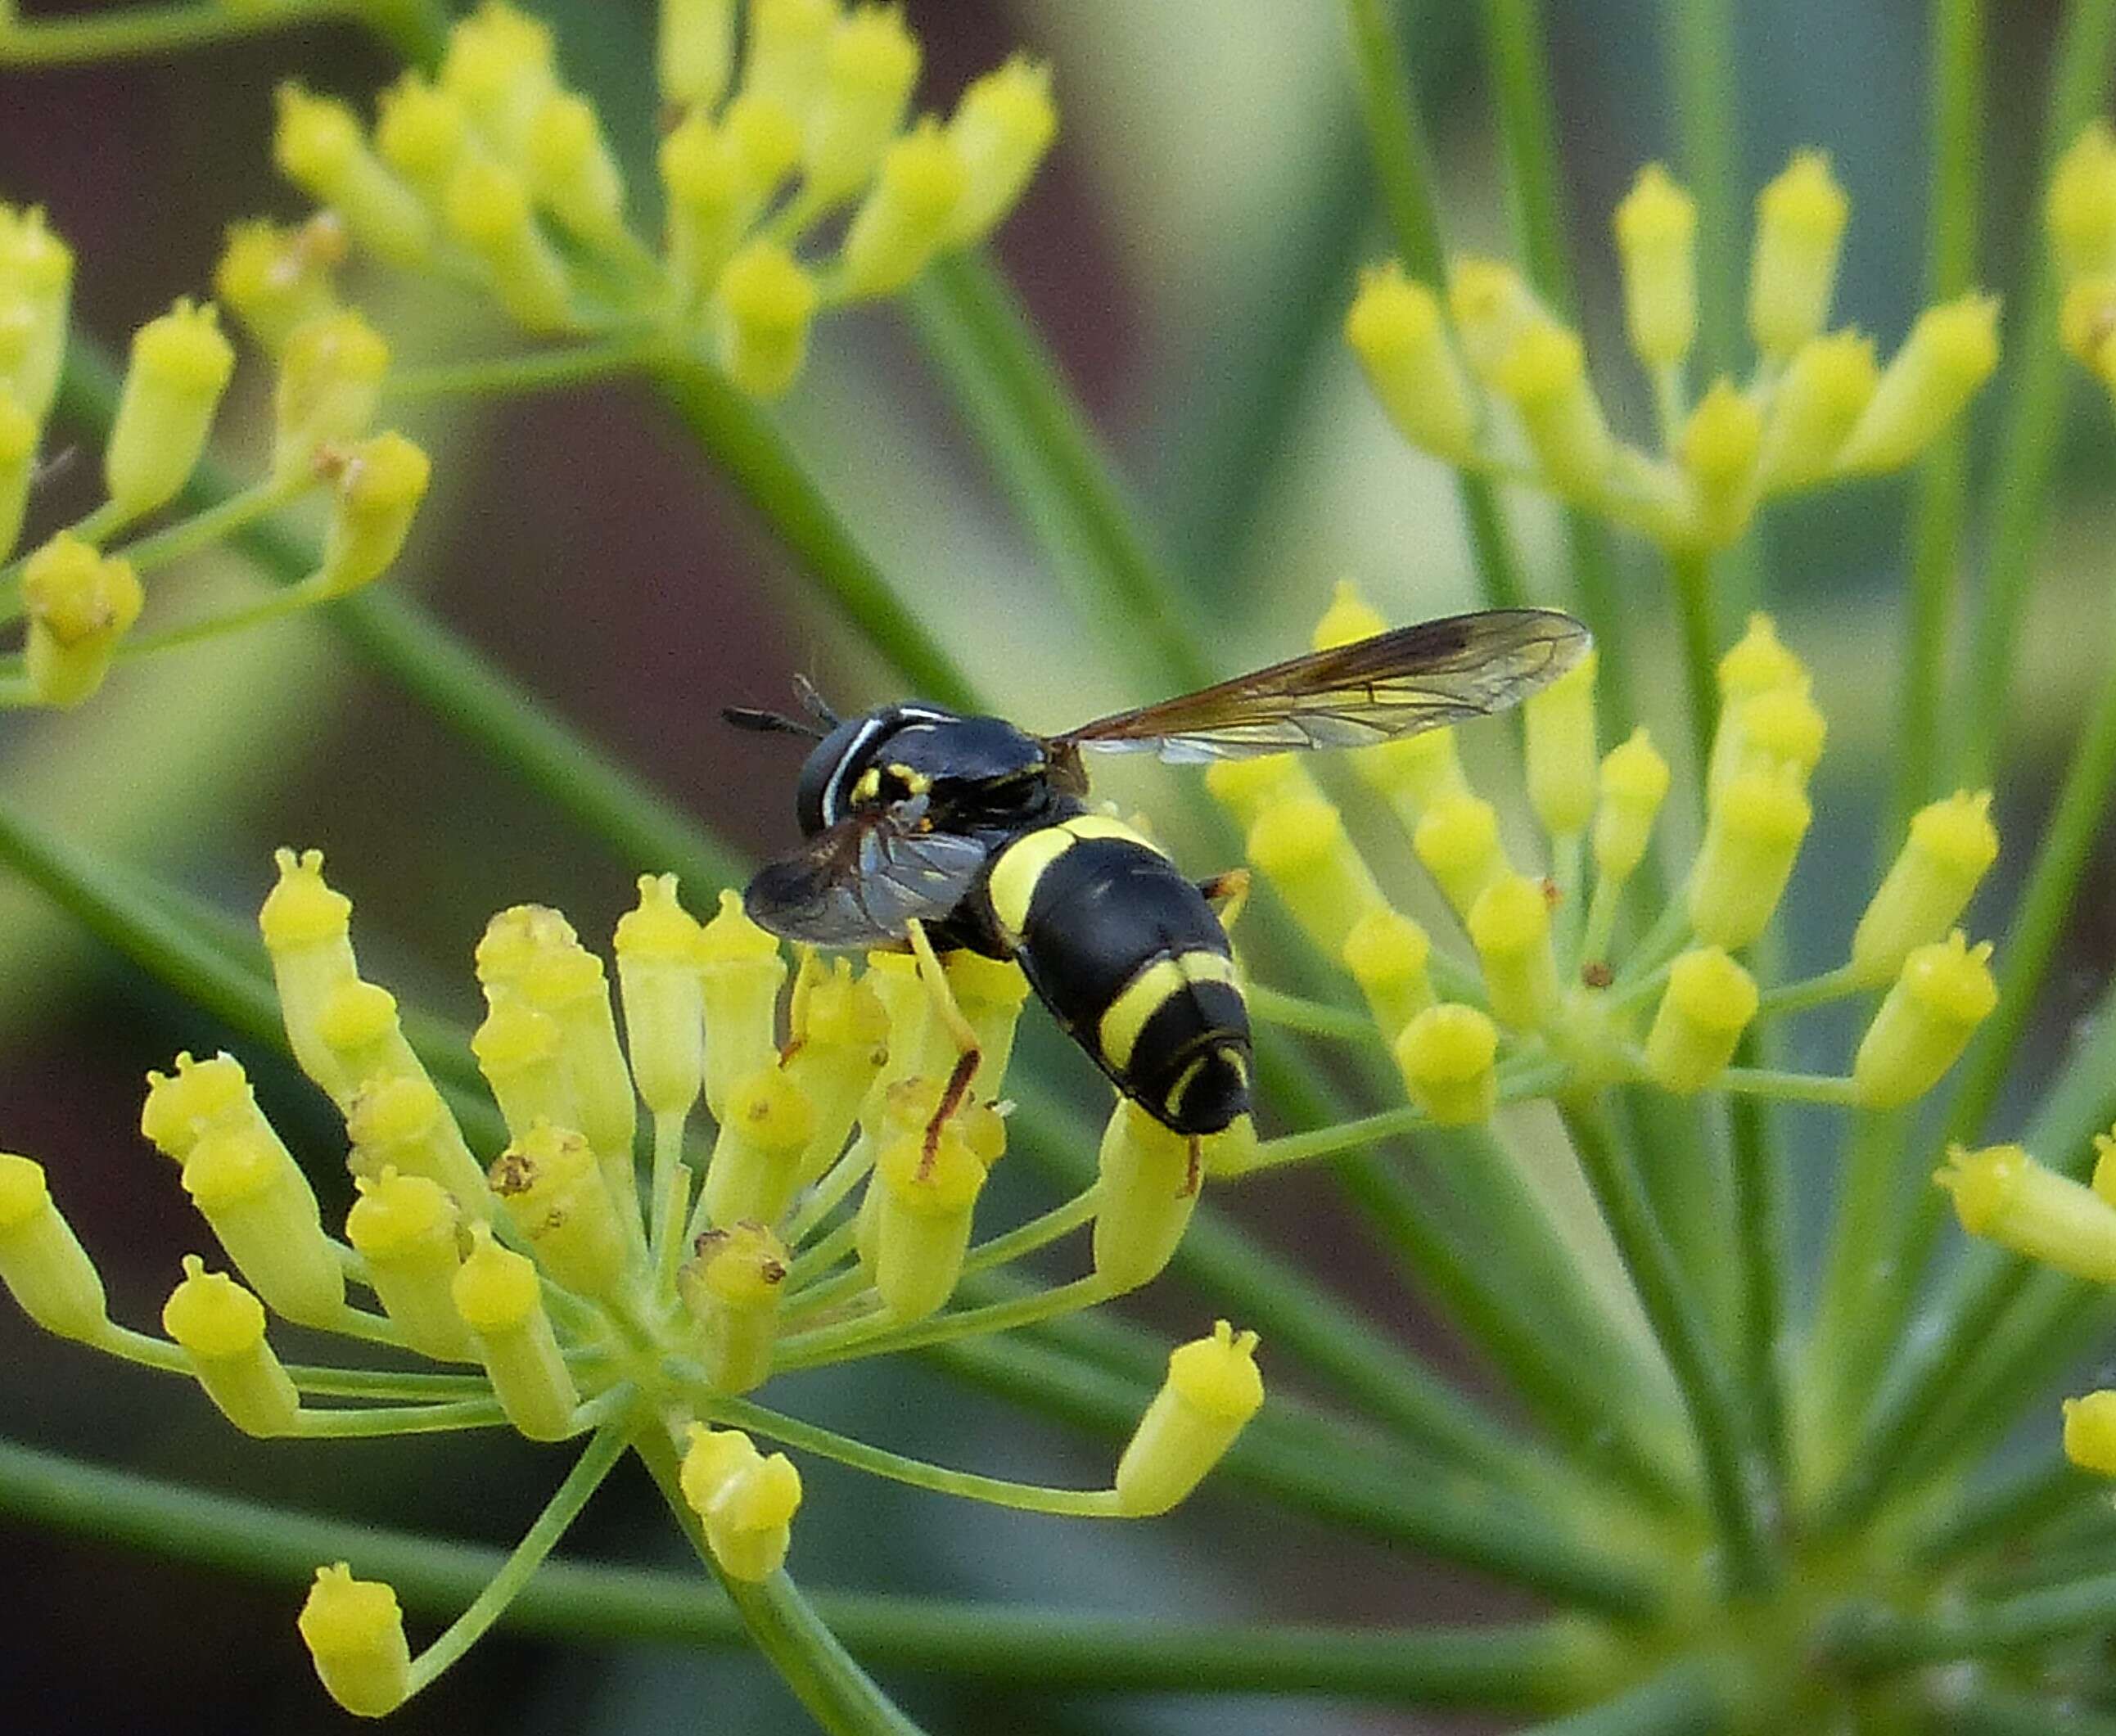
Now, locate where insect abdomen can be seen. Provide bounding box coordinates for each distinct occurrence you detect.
[984,818,1252,1135]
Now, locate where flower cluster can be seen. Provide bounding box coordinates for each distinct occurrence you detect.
[1202,583,2001,1176]
[0,201,429,710]
[0,850,1260,1716]
[1347,152,2000,552]
[263,0,1055,397]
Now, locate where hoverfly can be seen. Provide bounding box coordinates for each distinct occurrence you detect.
[727,608,1590,1141]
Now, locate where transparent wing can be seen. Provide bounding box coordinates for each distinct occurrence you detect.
[741,806,994,948]
[1056,609,1590,764]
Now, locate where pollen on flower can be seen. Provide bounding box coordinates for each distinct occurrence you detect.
[298,1564,411,1719]
[20,534,143,708]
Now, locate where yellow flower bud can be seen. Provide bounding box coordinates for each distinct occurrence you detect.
[273,83,433,268]
[259,846,361,1097]
[182,1124,344,1328]
[273,309,390,477]
[1342,905,1435,1039]
[1686,768,1811,949]
[1447,255,1544,382]
[2064,1391,2116,1476]
[0,393,33,557]
[525,92,628,244]
[318,431,430,595]
[490,1121,630,1298]
[1203,752,1316,831]
[1834,294,2001,476]
[614,873,706,1118]
[1413,791,1511,919]
[698,890,788,1120]
[1719,679,1827,794]
[945,949,1032,1097]
[1245,793,1384,958]
[945,54,1057,244]
[1092,1099,1200,1292]
[1346,263,1478,461]
[1645,947,1757,1093]
[104,300,234,516]
[439,0,559,159]
[344,1169,471,1360]
[1524,645,1598,837]
[741,0,840,124]
[1311,578,1387,652]
[1467,874,1559,1030]
[1491,320,1616,497]
[473,995,580,1145]
[1748,151,1849,358]
[701,1066,816,1229]
[1394,1003,1499,1125]
[1757,331,1879,491]
[783,958,889,1184]
[20,533,142,708]
[452,1221,579,1440]
[660,0,739,109]
[1678,378,1763,548]
[0,1153,107,1341]
[1854,931,1996,1108]
[838,119,966,297]
[1849,790,2000,988]
[298,1564,410,1719]
[2049,121,2116,279]
[140,1050,255,1163]
[1937,1142,2116,1282]
[375,72,476,202]
[2061,276,2116,389]
[804,6,922,203]
[871,1125,986,1322]
[445,157,575,331]
[1718,610,1808,702]
[1355,726,1469,833]
[0,206,74,422]
[314,980,426,1095]
[1593,728,1670,888]
[214,215,345,356]
[475,900,576,994]
[679,1220,788,1393]
[714,240,819,398]
[162,1256,302,1436]
[346,1073,492,1217]
[511,931,638,1185]
[679,1423,804,1580]
[1614,164,1698,365]
[1115,1319,1263,1516]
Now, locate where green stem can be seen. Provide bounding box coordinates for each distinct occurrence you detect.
[1911,1454,2096,1571]
[1726,1086,1792,1489]
[385,333,677,401]
[906,254,1214,695]
[774,1275,1113,1371]
[1835,1566,2116,1665]
[1245,983,1390,1045]
[0,1431,1603,1706]
[1664,0,1741,378]
[1954,0,2116,786]
[1939,1689,2116,1736]
[0,0,359,61]
[706,1394,1121,1518]
[959,1188,1099,1277]
[1890,0,1984,834]
[1519,1657,1731,1735]
[405,1423,631,1693]
[1667,548,1719,794]
[1714,1068,1859,1107]
[652,353,977,710]
[634,1426,929,1736]
[1559,1099,1776,1589]
[1341,0,1529,610]
[294,1400,508,1438]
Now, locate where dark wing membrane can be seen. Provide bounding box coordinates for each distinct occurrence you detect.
[742,809,993,947]
[1056,609,1590,764]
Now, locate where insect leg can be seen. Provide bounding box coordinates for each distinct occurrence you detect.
[1196,868,1251,932]
[904,918,983,1166]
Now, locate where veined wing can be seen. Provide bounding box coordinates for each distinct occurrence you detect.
[741,805,993,947]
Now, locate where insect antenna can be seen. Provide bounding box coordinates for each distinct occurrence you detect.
[721,706,823,739]
[791,672,839,726]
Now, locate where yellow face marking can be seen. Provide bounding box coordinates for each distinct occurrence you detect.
[887,763,934,796]
[1099,950,1240,1073]
[852,766,882,803]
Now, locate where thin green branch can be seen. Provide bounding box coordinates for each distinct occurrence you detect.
[385,333,677,402]
[1664,0,1741,377]
[1340,0,1530,610]
[1559,1099,1776,1590]
[0,0,357,62]
[1519,1657,1732,1735]
[1912,1455,2097,1571]
[1954,0,2116,785]
[0,1432,1602,1706]
[1891,0,1985,833]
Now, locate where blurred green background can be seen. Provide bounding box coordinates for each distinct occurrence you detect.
[1,1,2109,1729]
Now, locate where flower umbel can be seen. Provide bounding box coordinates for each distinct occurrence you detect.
[0,852,1259,1715]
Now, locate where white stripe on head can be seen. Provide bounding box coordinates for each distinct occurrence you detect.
[819,715,889,827]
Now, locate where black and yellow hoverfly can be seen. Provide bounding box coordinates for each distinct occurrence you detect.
[727,608,1590,1139]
